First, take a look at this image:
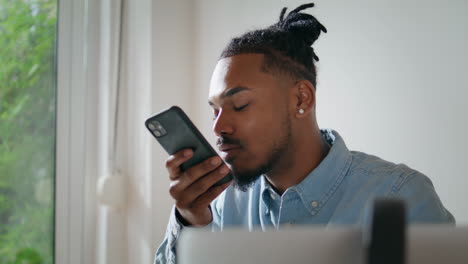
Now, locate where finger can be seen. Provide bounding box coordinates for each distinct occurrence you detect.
[178,156,223,188]
[190,180,232,209]
[166,149,193,180]
[177,164,230,206]
[169,156,223,202]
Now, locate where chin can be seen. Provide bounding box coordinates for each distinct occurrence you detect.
[229,162,265,192]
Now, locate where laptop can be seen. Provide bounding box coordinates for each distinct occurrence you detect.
[178,225,468,264]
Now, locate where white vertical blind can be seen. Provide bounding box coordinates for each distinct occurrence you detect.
[56,0,100,263]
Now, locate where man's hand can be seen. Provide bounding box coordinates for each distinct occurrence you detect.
[166,149,232,227]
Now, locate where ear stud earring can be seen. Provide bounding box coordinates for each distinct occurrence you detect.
[298,109,305,114]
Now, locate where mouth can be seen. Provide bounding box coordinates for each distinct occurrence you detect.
[218,144,242,160]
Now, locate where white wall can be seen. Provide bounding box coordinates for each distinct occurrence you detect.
[151,0,468,250]
[151,0,195,254]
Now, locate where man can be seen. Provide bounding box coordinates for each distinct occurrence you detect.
[154,3,454,264]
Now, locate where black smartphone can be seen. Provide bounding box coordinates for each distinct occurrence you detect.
[145,106,233,186]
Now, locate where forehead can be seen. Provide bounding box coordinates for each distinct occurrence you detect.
[208,54,269,99]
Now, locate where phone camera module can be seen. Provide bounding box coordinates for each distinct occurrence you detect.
[151,121,167,137]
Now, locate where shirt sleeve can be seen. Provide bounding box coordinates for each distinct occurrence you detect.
[154,204,220,264]
[154,206,184,264]
[393,172,455,224]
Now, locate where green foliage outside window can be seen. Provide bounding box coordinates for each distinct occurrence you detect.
[0,0,57,263]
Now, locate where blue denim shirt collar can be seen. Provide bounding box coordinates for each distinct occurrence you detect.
[260,129,352,216]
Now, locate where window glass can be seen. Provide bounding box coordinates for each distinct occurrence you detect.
[0,0,57,263]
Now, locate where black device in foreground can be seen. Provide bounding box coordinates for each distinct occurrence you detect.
[367,198,406,264]
[145,106,233,187]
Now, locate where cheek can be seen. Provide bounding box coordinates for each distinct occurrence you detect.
[239,107,283,151]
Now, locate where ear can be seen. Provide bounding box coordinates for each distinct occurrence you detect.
[290,80,316,118]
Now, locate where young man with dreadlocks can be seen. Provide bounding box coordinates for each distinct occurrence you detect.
[154,3,454,264]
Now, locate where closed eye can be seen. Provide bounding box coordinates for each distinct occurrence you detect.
[234,104,249,111]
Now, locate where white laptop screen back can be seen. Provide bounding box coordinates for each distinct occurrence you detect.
[178,225,467,264]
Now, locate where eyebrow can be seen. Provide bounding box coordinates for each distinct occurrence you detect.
[208,86,251,106]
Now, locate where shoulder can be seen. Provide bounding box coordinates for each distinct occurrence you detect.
[347,151,420,194]
[347,151,454,223]
[350,151,413,176]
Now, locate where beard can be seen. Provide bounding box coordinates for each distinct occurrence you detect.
[225,116,292,192]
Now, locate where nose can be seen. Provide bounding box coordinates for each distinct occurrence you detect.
[212,109,234,137]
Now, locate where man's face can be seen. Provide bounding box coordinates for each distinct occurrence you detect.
[208,54,294,189]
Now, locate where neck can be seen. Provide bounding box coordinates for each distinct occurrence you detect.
[264,124,329,195]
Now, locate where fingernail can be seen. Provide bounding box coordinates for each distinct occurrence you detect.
[219,166,229,174]
[210,157,220,165]
[184,150,192,157]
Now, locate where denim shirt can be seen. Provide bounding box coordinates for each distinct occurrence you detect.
[154,129,455,264]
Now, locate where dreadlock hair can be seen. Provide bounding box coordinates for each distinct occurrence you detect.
[220,3,327,88]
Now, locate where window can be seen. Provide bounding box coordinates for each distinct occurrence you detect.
[0,0,57,263]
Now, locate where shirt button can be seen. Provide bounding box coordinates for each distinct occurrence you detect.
[172,225,178,236]
[311,201,319,208]
[270,192,276,200]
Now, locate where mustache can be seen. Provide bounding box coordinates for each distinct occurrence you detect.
[216,136,242,147]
